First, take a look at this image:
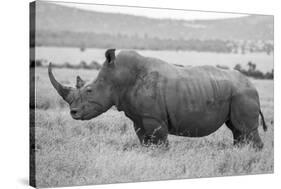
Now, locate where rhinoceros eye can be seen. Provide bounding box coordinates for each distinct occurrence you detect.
[86,87,92,93]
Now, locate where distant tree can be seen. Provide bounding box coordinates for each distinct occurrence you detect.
[264,69,274,79]
[62,62,74,69]
[249,46,254,53]
[78,61,88,69]
[234,64,242,71]
[80,45,86,52]
[264,43,273,55]
[241,45,245,54]
[247,61,256,72]
[89,60,102,70]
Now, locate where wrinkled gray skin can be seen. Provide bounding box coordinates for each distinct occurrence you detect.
[49,49,267,149]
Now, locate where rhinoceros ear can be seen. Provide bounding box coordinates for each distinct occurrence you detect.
[76,76,85,89]
[105,49,116,65]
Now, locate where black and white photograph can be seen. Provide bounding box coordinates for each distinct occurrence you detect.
[30,1,274,188]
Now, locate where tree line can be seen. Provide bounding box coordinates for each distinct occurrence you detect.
[34,31,274,55]
[31,59,273,80]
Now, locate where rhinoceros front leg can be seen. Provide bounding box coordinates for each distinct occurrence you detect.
[133,122,155,146]
[141,118,169,147]
[133,122,146,144]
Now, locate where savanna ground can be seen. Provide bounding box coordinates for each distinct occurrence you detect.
[34,65,274,187]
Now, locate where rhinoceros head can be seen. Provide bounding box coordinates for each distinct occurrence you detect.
[48,49,118,120]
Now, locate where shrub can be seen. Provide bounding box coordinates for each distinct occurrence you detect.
[234,62,273,80]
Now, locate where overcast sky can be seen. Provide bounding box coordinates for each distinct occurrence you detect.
[54,2,249,20]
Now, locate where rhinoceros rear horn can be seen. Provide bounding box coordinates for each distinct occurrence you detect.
[48,63,72,102]
[76,76,85,89]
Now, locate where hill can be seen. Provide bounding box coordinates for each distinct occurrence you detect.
[33,1,273,41]
[30,1,273,52]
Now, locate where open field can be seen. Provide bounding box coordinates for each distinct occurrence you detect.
[34,67,273,187]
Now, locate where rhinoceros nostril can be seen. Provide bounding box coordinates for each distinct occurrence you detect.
[70,109,78,115]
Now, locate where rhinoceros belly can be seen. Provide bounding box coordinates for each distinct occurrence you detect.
[168,101,230,137]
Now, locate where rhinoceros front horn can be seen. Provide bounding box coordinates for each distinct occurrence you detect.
[48,63,72,103]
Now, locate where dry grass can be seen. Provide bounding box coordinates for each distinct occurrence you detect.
[34,67,274,187]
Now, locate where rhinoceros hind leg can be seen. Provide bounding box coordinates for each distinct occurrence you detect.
[245,129,264,150]
[227,94,264,149]
[225,120,244,145]
[226,120,263,149]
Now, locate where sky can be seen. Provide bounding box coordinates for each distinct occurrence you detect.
[54,1,249,20]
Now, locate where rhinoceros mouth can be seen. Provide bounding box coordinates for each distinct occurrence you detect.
[81,110,100,120]
[71,114,83,120]
[71,112,91,120]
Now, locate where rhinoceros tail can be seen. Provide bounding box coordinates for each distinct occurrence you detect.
[259,110,268,132]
